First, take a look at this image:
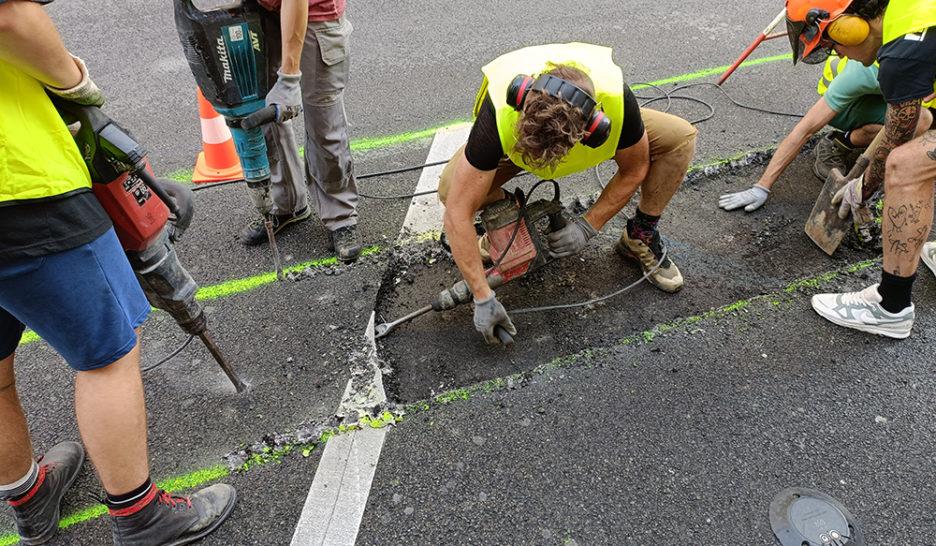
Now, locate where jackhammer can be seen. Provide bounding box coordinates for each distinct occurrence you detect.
[374,180,568,345]
[52,97,247,392]
[173,0,285,278]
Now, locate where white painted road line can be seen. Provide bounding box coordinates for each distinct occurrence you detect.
[289,426,388,546]
[399,123,471,237]
[292,127,463,545]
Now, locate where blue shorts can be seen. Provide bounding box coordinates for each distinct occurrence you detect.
[0,228,150,370]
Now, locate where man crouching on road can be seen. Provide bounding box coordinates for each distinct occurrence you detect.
[439,43,697,345]
[786,0,936,338]
[0,1,235,544]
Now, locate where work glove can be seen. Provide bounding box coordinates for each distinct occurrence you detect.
[265,70,302,123]
[830,171,874,224]
[547,215,597,258]
[473,292,517,345]
[45,55,104,107]
[831,171,876,245]
[718,185,770,212]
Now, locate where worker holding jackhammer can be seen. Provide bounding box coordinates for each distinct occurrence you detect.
[0,2,236,544]
[240,0,363,263]
[784,0,936,339]
[719,54,932,213]
[439,43,697,344]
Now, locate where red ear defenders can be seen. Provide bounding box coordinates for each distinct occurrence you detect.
[507,74,612,148]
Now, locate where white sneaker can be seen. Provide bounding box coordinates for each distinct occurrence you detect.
[811,284,914,339]
[921,241,936,277]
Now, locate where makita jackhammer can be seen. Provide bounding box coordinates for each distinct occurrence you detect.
[173,0,286,278]
[52,97,247,392]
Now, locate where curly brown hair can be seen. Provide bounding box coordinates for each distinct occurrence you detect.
[513,64,595,171]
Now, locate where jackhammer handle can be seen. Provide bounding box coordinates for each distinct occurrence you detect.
[240,105,279,131]
[548,211,567,232]
[494,325,514,347]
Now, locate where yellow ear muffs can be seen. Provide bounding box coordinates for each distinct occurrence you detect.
[827,15,870,46]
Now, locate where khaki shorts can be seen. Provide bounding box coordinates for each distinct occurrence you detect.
[438,107,696,204]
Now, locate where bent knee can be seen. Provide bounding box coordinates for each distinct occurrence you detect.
[884,144,921,188]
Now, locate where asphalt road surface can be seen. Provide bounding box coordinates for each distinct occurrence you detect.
[3,1,934,545]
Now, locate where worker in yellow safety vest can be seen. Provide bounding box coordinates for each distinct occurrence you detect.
[786,0,936,339]
[719,54,931,212]
[437,43,697,344]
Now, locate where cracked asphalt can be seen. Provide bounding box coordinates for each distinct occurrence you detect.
[3,0,934,544]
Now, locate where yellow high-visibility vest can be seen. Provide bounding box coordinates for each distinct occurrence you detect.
[475,43,625,180]
[882,0,936,108]
[0,60,91,205]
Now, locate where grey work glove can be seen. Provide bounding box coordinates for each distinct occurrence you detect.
[547,215,598,258]
[265,69,302,122]
[473,292,517,345]
[718,185,769,212]
[831,171,875,244]
[45,55,104,107]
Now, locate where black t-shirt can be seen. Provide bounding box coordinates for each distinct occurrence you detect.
[877,26,936,103]
[0,190,112,260]
[465,84,645,171]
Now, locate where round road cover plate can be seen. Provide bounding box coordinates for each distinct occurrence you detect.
[769,487,864,546]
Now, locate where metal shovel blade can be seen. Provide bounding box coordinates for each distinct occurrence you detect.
[804,171,853,256]
[804,130,884,256]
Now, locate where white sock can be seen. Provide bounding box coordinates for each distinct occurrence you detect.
[0,461,38,500]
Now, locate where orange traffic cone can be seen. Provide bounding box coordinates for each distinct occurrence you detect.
[192,87,243,184]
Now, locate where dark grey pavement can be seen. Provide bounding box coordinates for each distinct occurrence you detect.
[5,0,933,544]
[361,285,936,545]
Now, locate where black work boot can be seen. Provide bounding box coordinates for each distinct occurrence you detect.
[109,484,236,546]
[239,207,312,246]
[7,441,85,545]
[329,225,362,263]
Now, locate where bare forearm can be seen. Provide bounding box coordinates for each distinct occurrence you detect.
[584,168,645,230]
[865,100,921,197]
[278,0,308,74]
[444,210,491,300]
[757,126,813,189]
[0,1,80,88]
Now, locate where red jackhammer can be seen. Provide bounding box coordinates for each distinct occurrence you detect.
[374,180,567,344]
[52,97,247,392]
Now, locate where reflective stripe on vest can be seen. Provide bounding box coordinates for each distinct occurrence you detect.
[882,0,936,45]
[0,61,91,205]
[477,43,625,180]
[817,56,849,96]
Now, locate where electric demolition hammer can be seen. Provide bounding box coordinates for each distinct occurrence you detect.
[52,97,247,392]
[174,0,285,277]
[375,181,568,345]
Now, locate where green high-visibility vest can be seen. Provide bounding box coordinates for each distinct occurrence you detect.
[475,43,625,180]
[817,56,850,96]
[0,60,91,205]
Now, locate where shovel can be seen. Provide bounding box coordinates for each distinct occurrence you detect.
[804,129,886,255]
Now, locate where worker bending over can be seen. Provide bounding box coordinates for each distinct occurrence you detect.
[439,43,697,344]
[786,0,936,338]
[719,55,931,212]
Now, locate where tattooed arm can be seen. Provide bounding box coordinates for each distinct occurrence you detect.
[862,99,922,200]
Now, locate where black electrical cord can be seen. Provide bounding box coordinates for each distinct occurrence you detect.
[141,335,195,373]
[187,84,803,198]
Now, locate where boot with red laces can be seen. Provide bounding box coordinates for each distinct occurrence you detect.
[109,483,236,546]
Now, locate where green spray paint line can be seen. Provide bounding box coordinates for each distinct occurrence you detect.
[16,246,382,348]
[163,53,790,183]
[195,245,379,301]
[632,53,791,90]
[404,255,879,416]
[0,465,231,546]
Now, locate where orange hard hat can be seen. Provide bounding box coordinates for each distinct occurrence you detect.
[785,0,854,64]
